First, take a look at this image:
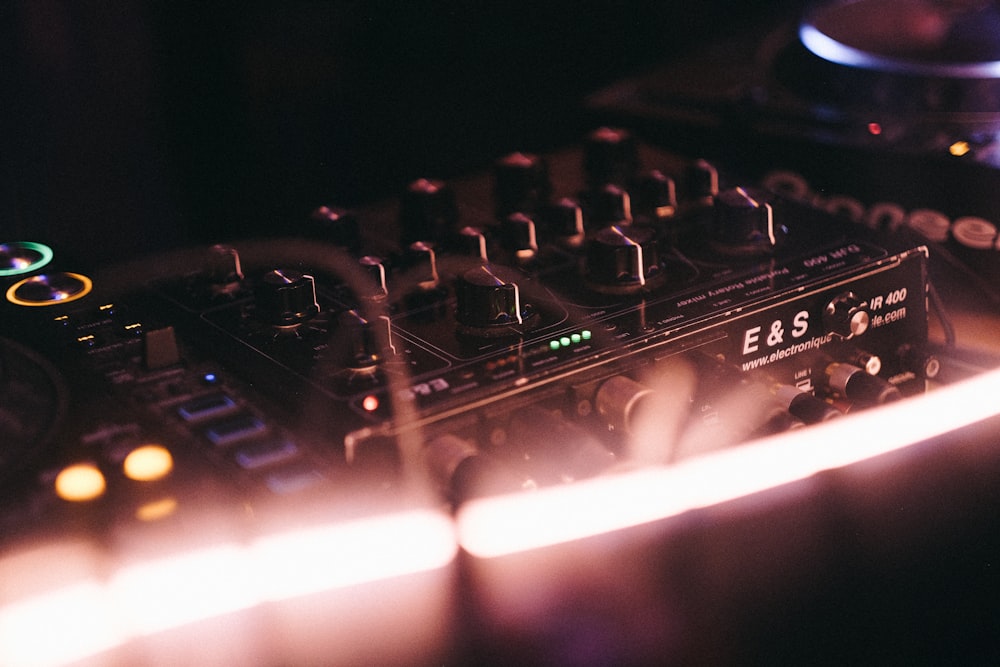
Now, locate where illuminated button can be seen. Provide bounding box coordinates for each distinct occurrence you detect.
[234,437,299,470]
[265,465,324,495]
[177,394,237,422]
[54,463,106,502]
[123,444,174,482]
[6,272,93,307]
[581,330,592,340]
[549,340,561,351]
[204,413,267,447]
[949,140,971,157]
[0,241,54,277]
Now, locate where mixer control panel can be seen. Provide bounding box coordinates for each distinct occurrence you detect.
[0,128,931,537]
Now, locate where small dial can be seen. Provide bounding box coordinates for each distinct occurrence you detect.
[584,224,664,294]
[455,264,539,337]
[254,269,320,329]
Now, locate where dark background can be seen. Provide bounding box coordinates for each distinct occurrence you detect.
[2,1,791,264]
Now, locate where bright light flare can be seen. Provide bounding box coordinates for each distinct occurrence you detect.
[0,508,457,666]
[458,366,1000,559]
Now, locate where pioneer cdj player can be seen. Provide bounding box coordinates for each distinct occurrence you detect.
[4,2,1000,665]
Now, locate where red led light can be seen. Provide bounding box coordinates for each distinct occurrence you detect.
[867,122,882,136]
[362,395,380,412]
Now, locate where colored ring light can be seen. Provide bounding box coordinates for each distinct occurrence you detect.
[6,272,93,307]
[0,242,55,277]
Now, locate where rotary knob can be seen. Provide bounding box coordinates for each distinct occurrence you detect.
[711,186,780,254]
[337,309,394,372]
[456,226,490,262]
[357,256,389,301]
[583,127,638,189]
[254,269,320,329]
[687,159,719,202]
[501,213,539,261]
[494,152,551,217]
[584,224,664,294]
[633,170,677,222]
[544,198,585,247]
[307,206,361,251]
[400,178,458,245]
[823,291,870,339]
[584,184,633,228]
[455,264,538,337]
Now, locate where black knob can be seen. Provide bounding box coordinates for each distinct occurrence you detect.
[455,264,538,337]
[406,241,440,289]
[494,152,551,217]
[400,178,458,245]
[687,159,719,202]
[357,256,389,301]
[255,269,319,328]
[585,224,664,294]
[337,308,391,371]
[501,213,539,261]
[584,127,638,189]
[823,291,870,339]
[307,206,361,251]
[456,226,490,262]
[711,186,779,254]
[206,244,244,297]
[633,170,677,221]
[584,184,632,228]
[544,198,586,247]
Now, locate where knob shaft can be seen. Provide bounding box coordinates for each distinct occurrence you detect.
[255,269,319,328]
[585,224,663,294]
[455,264,537,337]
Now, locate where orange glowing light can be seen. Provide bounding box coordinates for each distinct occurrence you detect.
[949,140,971,157]
[54,463,106,502]
[362,394,380,412]
[123,444,174,482]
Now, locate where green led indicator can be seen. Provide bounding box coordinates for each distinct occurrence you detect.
[549,340,561,351]
[560,337,571,347]
[571,333,581,344]
[581,330,592,340]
